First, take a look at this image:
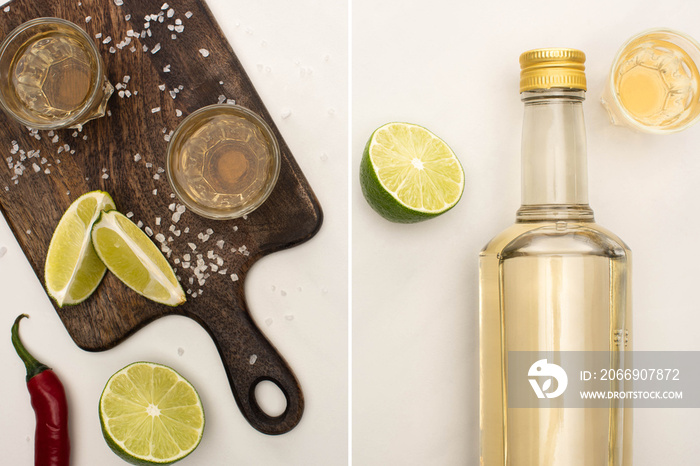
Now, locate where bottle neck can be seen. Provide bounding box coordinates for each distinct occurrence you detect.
[516,88,594,222]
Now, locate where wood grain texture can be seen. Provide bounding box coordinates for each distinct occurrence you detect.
[0,0,322,435]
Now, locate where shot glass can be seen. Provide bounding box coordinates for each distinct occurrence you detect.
[166,104,281,220]
[601,28,700,134]
[0,17,113,130]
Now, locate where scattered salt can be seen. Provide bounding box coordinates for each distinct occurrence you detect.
[199,48,210,58]
[151,107,161,113]
[151,43,161,54]
[231,274,239,282]
[249,354,257,365]
[185,11,193,18]
[145,226,153,236]
[85,16,92,23]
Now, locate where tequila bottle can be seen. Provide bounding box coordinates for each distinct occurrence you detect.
[479,49,632,466]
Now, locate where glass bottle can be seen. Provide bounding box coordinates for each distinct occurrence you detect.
[479,49,632,465]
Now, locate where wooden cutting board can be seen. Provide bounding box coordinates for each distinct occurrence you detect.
[0,0,322,435]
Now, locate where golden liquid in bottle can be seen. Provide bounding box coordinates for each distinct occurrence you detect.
[480,222,632,466]
[168,106,279,219]
[10,31,95,124]
[614,38,700,129]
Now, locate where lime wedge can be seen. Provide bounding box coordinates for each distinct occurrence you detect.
[91,210,185,306]
[360,122,464,223]
[99,362,205,465]
[45,190,116,306]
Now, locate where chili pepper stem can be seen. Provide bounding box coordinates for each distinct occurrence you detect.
[11,314,49,382]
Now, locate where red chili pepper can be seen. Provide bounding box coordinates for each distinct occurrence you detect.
[11,314,70,466]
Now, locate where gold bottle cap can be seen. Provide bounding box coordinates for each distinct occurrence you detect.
[519,48,587,92]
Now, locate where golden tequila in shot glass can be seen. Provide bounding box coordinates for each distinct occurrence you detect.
[601,28,700,133]
[0,17,113,130]
[167,104,281,220]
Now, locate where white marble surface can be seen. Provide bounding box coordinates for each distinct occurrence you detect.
[0,1,348,465]
[352,0,700,465]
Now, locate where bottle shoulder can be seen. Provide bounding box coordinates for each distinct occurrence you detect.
[480,221,631,260]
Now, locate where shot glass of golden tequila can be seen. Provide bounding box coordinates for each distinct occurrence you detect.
[166,104,281,220]
[601,28,700,134]
[0,17,113,130]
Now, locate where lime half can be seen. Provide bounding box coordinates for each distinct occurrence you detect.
[45,191,116,306]
[91,210,185,306]
[99,362,205,465]
[360,122,464,223]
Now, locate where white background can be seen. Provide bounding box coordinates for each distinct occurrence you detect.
[352,0,700,465]
[0,1,348,466]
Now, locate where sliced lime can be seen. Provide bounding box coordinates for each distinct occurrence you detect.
[44,190,116,306]
[99,362,205,465]
[360,122,464,223]
[91,210,185,306]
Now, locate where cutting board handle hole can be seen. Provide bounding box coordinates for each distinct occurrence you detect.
[252,379,288,418]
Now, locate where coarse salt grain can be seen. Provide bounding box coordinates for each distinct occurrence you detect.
[199,49,210,57]
[231,274,239,282]
[151,43,161,54]
[145,226,153,236]
[151,107,161,113]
